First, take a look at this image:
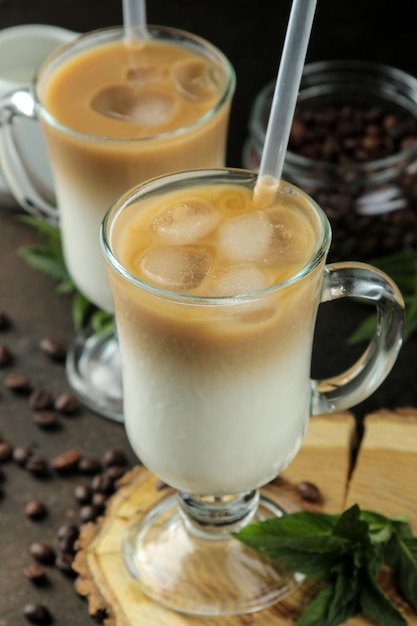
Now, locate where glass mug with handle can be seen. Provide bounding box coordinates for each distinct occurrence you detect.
[100,167,404,616]
[0,25,235,422]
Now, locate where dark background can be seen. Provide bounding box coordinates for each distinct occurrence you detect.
[0,2,416,625]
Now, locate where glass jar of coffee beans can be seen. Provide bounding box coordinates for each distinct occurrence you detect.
[243,60,417,261]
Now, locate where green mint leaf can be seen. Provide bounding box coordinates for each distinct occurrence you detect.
[18,245,68,280]
[236,510,340,539]
[332,504,370,543]
[385,525,417,611]
[360,510,397,544]
[72,291,93,331]
[297,580,359,626]
[19,215,61,241]
[234,512,349,577]
[360,567,407,626]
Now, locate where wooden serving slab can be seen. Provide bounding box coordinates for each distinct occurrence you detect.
[73,410,417,626]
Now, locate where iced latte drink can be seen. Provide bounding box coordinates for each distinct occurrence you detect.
[102,169,326,495]
[35,26,235,310]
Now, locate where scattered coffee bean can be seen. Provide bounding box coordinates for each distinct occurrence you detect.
[91,473,114,495]
[23,562,48,584]
[50,449,81,473]
[91,491,107,512]
[102,448,127,467]
[29,542,55,565]
[3,372,32,394]
[13,445,33,466]
[0,310,11,330]
[25,501,48,521]
[0,441,13,462]
[57,522,79,541]
[57,524,79,553]
[23,602,52,625]
[105,464,126,481]
[0,344,12,366]
[29,388,54,411]
[40,337,66,362]
[78,456,101,475]
[25,455,49,478]
[79,503,101,523]
[55,551,76,577]
[32,410,60,430]
[74,483,92,505]
[296,480,322,503]
[54,391,79,414]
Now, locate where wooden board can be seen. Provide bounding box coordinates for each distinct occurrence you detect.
[72,410,417,625]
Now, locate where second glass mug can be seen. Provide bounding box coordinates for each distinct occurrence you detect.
[0,24,235,421]
[100,167,404,616]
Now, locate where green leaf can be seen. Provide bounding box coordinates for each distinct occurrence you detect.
[72,291,93,331]
[234,511,350,577]
[18,245,68,280]
[360,567,407,626]
[385,526,417,611]
[297,580,359,626]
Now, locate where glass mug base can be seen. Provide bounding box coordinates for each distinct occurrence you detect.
[66,325,124,423]
[122,487,303,616]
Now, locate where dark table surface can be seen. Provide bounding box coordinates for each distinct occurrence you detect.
[1,1,416,624]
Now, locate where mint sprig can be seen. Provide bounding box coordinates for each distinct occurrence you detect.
[234,504,417,626]
[17,215,113,333]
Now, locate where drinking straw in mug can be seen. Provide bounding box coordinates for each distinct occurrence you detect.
[122,0,148,41]
[254,0,317,207]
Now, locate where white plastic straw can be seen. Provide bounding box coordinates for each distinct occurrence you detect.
[122,0,148,41]
[254,0,317,207]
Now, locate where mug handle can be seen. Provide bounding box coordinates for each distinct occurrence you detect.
[0,87,58,224]
[311,261,405,415]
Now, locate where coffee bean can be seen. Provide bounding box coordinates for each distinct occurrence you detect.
[23,602,52,624]
[58,525,79,553]
[296,480,322,503]
[79,503,101,523]
[57,522,79,542]
[25,455,49,477]
[3,372,32,393]
[54,391,79,414]
[40,337,66,362]
[105,464,127,481]
[25,501,48,521]
[29,388,54,411]
[0,310,11,330]
[29,542,55,565]
[0,344,12,366]
[102,447,127,467]
[13,445,33,466]
[91,491,107,512]
[55,550,76,577]
[74,483,92,505]
[23,562,48,584]
[91,473,114,495]
[32,410,59,429]
[0,441,13,462]
[78,456,101,475]
[50,449,81,473]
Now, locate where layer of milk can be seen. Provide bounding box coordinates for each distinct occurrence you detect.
[120,323,312,495]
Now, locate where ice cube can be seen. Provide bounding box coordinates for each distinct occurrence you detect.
[90,85,175,125]
[151,197,219,244]
[266,207,314,266]
[171,59,219,102]
[126,65,165,85]
[210,264,269,296]
[217,211,273,263]
[139,245,213,291]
